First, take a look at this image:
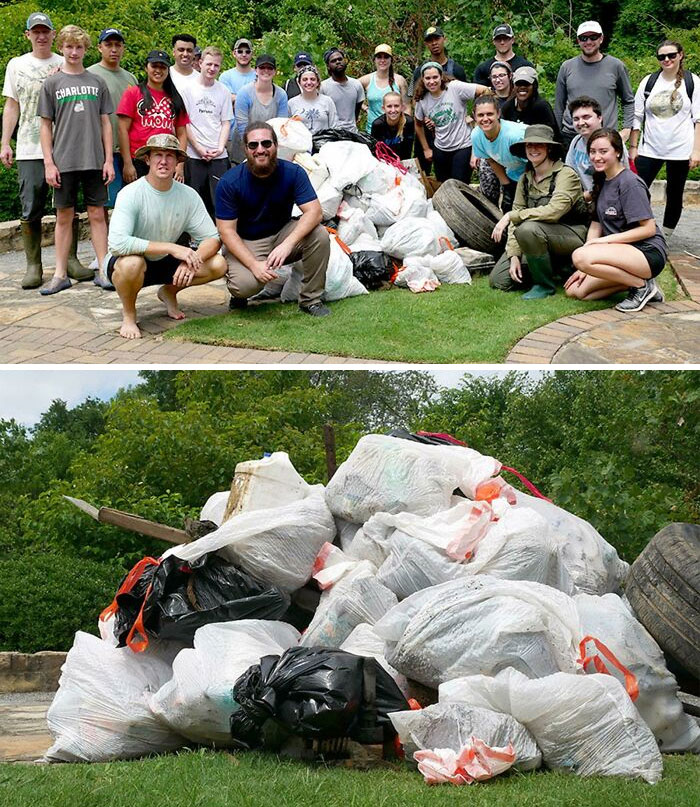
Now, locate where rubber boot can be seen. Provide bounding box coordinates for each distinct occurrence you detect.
[522,253,556,300]
[66,216,93,281]
[20,220,43,289]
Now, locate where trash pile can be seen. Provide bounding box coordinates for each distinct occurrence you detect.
[261,120,488,300]
[45,437,699,784]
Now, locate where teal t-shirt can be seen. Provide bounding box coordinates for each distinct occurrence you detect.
[472,119,528,181]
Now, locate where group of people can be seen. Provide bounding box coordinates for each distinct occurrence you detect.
[2,13,699,338]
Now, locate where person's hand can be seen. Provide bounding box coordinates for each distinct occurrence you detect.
[491,212,511,242]
[266,241,293,270]
[619,128,631,143]
[174,162,185,183]
[103,160,115,185]
[423,148,433,161]
[585,236,607,245]
[170,244,203,272]
[45,163,61,188]
[470,154,479,169]
[208,147,225,160]
[690,150,700,170]
[0,144,13,168]
[424,118,435,131]
[250,259,278,283]
[508,256,522,283]
[123,162,137,184]
[172,260,197,287]
[48,64,62,76]
[583,190,593,203]
[564,270,586,290]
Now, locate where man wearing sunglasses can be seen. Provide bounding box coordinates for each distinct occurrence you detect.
[554,21,634,150]
[220,38,256,163]
[215,121,331,317]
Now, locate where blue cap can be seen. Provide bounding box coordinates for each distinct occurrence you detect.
[294,51,313,67]
[98,28,125,43]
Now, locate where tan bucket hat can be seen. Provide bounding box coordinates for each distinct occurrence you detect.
[509,125,563,160]
[134,133,188,162]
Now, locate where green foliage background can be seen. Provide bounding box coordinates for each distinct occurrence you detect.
[1,0,698,219]
[0,369,697,653]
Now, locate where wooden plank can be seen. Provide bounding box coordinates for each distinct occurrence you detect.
[97,508,189,545]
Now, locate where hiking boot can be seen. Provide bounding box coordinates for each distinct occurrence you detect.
[67,216,94,281]
[614,279,658,313]
[300,301,331,317]
[228,295,248,311]
[20,220,43,289]
[39,276,72,296]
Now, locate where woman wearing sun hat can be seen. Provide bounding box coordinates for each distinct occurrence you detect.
[489,124,588,298]
[359,44,409,133]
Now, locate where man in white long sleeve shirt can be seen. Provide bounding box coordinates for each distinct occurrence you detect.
[107,133,226,339]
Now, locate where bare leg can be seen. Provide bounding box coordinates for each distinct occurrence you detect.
[86,205,108,272]
[157,254,226,320]
[112,255,146,338]
[572,243,652,288]
[53,207,74,279]
[566,274,628,301]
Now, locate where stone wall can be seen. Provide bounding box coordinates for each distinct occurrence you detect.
[0,652,66,693]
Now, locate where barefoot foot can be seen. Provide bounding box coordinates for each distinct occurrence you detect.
[157,285,186,320]
[120,319,142,339]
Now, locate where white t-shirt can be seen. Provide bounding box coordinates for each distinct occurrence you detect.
[169,67,199,96]
[288,93,338,134]
[634,72,700,160]
[180,79,233,157]
[2,51,64,159]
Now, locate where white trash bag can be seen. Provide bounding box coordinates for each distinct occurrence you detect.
[162,486,335,593]
[45,632,184,762]
[316,180,343,220]
[394,257,440,293]
[380,217,440,259]
[293,151,329,190]
[149,620,300,746]
[269,117,312,161]
[431,251,472,284]
[374,576,581,688]
[336,204,378,245]
[324,233,369,301]
[325,433,502,523]
[227,451,311,517]
[575,592,700,753]
[340,622,409,695]
[390,701,541,773]
[440,668,663,783]
[318,141,378,190]
[199,491,229,527]
[365,186,405,227]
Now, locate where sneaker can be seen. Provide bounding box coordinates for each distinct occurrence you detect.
[228,295,248,311]
[93,271,115,290]
[300,302,331,317]
[649,283,665,304]
[39,276,72,296]
[614,279,658,313]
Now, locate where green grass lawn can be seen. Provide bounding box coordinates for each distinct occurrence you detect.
[1,749,698,807]
[167,271,681,364]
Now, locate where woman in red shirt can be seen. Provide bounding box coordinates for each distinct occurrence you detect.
[117,50,189,183]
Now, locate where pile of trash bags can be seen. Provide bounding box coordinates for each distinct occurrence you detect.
[260,121,478,301]
[45,437,699,785]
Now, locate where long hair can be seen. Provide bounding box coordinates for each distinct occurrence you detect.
[414,71,453,102]
[587,127,624,209]
[657,39,685,106]
[374,54,398,93]
[139,63,186,118]
[382,91,405,138]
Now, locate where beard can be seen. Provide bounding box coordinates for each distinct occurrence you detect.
[248,152,278,178]
[329,64,347,79]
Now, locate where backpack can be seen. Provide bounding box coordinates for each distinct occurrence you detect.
[643,69,695,103]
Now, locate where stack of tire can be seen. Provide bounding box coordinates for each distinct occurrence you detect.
[625,523,700,693]
[432,180,503,256]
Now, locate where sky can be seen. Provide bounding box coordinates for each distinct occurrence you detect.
[0,368,546,427]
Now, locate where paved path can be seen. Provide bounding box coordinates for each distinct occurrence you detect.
[0,692,52,763]
[0,205,698,365]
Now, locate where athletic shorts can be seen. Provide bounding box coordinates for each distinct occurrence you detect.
[107,252,181,287]
[632,242,666,278]
[53,169,107,209]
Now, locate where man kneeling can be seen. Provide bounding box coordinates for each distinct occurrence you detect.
[215,121,331,316]
[107,133,226,338]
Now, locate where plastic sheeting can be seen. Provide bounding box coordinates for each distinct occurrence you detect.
[440,668,663,784]
[339,622,409,696]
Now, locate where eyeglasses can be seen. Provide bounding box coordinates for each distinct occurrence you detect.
[493,36,513,42]
[657,52,679,61]
[246,139,274,150]
[491,73,508,80]
[578,34,601,42]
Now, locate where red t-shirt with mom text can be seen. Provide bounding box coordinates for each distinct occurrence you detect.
[117,85,189,157]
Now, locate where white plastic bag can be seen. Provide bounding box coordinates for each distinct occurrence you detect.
[293,151,329,190]
[365,186,405,227]
[316,180,343,220]
[413,740,517,785]
[374,576,581,688]
[394,257,440,293]
[390,702,541,773]
[199,491,229,526]
[431,251,472,284]
[514,492,629,594]
[162,487,335,593]
[348,231,383,252]
[336,204,378,245]
[227,452,310,517]
[399,185,430,219]
[149,620,300,746]
[380,218,440,258]
[575,592,700,753]
[325,433,502,523]
[45,632,184,762]
[340,622,409,695]
[356,160,400,196]
[269,117,312,161]
[318,141,377,190]
[440,668,663,783]
[427,210,457,246]
[324,233,369,301]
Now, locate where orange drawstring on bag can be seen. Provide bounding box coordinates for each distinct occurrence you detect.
[578,635,639,701]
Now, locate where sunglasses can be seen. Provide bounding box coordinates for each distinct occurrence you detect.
[657,52,679,60]
[236,48,251,54]
[246,139,274,150]
[578,34,601,42]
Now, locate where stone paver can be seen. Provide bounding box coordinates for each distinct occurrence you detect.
[0,694,52,763]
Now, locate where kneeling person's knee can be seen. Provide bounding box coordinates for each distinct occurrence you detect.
[513,220,547,251]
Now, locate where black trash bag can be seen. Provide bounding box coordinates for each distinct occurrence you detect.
[349,251,391,290]
[312,128,378,155]
[110,552,290,649]
[230,647,408,748]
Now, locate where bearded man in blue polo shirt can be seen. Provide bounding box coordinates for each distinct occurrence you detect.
[215,120,330,317]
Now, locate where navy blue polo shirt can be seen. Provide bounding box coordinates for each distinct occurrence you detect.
[215,159,317,240]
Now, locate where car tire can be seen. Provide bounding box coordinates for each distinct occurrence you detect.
[431,179,503,255]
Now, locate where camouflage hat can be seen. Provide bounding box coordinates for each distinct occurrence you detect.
[134,134,187,162]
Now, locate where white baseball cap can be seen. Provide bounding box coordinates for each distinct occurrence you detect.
[576,21,603,37]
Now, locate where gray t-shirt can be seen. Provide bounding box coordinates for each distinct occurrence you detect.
[554,55,634,136]
[565,133,630,192]
[289,93,338,133]
[321,76,364,133]
[594,168,666,258]
[414,80,478,150]
[38,70,112,172]
[86,63,137,154]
